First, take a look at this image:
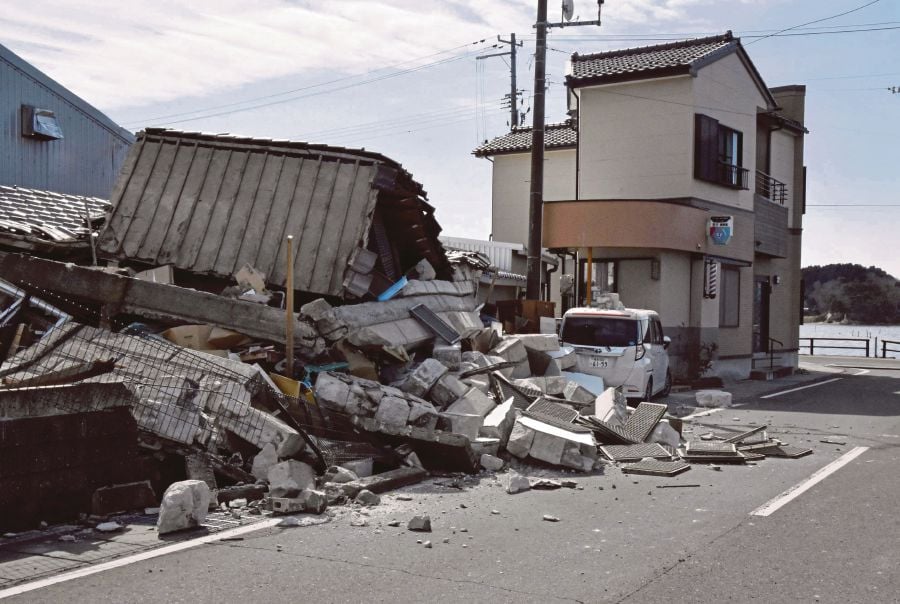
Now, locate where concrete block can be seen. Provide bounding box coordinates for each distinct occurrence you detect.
[491,337,528,364]
[407,515,432,532]
[441,411,482,441]
[299,298,333,322]
[413,258,437,281]
[563,381,599,404]
[518,416,597,469]
[430,374,469,408]
[157,480,211,535]
[648,420,681,448]
[219,406,303,458]
[91,481,156,516]
[471,437,501,458]
[267,460,316,497]
[340,458,373,478]
[516,334,560,352]
[355,489,381,506]
[561,371,606,398]
[548,347,577,371]
[463,374,491,394]
[560,443,596,472]
[314,372,351,411]
[446,387,496,418]
[324,466,359,484]
[480,453,505,472]
[401,358,449,398]
[133,401,201,446]
[506,472,532,494]
[529,429,567,465]
[479,396,516,446]
[408,400,439,431]
[696,390,732,408]
[374,396,411,426]
[594,387,628,427]
[251,442,279,480]
[461,351,490,366]
[432,343,462,371]
[506,419,536,459]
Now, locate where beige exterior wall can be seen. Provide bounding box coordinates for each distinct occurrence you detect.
[717,266,754,360]
[490,149,575,245]
[769,129,797,223]
[577,75,694,200]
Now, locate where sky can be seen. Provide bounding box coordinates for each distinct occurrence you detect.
[2,0,897,276]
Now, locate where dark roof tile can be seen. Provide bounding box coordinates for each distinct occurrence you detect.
[473,121,577,157]
[0,186,109,241]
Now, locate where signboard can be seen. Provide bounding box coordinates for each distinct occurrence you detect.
[708,215,733,246]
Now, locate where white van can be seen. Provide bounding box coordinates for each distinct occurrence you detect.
[559,307,671,401]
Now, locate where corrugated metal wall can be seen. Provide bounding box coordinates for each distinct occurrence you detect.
[0,51,132,199]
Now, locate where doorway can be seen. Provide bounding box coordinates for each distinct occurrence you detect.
[753,276,771,353]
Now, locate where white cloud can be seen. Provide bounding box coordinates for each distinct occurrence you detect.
[0,0,728,109]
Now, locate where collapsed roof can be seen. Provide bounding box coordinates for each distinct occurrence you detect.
[97,129,451,298]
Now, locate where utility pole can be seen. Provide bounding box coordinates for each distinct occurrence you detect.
[476,34,524,128]
[525,0,604,300]
[525,1,548,300]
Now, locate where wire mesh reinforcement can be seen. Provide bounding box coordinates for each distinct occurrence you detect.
[0,322,375,467]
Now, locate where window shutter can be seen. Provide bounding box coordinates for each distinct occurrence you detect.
[694,113,719,182]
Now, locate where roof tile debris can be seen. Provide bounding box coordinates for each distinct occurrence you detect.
[0,185,109,242]
[473,121,577,157]
[567,32,736,86]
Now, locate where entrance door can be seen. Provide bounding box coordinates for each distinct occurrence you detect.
[753,277,771,353]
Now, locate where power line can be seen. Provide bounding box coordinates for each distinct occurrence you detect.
[808,204,900,207]
[745,0,883,45]
[126,39,493,127]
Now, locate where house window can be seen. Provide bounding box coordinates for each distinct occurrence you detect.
[695,114,746,189]
[719,265,741,327]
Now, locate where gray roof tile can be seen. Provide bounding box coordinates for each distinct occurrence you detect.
[0,185,109,241]
[473,122,577,157]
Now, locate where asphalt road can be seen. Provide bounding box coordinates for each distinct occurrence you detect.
[7,367,900,604]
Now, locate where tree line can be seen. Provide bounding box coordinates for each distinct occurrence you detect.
[803,264,900,324]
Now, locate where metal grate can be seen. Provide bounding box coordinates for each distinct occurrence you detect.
[409,303,462,345]
[621,459,691,476]
[757,444,813,458]
[490,372,540,410]
[526,397,579,423]
[723,425,768,444]
[622,402,668,443]
[600,443,671,462]
[576,415,638,445]
[685,441,739,455]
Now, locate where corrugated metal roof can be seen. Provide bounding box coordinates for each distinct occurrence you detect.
[98,129,448,297]
[473,122,577,157]
[0,185,108,241]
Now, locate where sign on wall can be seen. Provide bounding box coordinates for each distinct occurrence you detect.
[708,215,733,246]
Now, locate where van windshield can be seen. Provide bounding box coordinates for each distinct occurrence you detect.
[560,317,639,347]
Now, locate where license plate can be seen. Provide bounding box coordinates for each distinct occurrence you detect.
[590,357,609,368]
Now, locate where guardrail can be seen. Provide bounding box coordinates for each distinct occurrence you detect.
[881,339,900,359]
[799,337,870,357]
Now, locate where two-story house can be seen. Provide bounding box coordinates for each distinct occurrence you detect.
[475,32,807,381]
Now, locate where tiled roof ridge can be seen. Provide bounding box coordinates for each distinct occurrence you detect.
[509,120,577,133]
[571,31,734,63]
[0,183,108,203]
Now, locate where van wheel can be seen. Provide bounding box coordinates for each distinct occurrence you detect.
[661,370,672,397]
[643,378,653,402]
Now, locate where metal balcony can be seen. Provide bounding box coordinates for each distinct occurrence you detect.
[717,161,750,190]
[755,170,787,205]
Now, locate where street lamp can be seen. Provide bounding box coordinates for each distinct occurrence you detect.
[525,0,604,300]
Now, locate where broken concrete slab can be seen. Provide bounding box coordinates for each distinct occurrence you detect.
[506,472,531,494]
[547,347,577,371]
[445,387,496,418]
[516,415,598,471]
[480,454,505,472]
[696,390,733,408]
[267,461,316,498]
[430,373,468,409]
[323,466,359,484]
[515,334,560,352]
[338,466,427,498]
[374,396,412,427]
[648,420,681,448]
[157,480,211,535]
[440,411,482,441]
[407,515,432,532]
[432,343,462,371]
[218,405,303,458]
[594,387,628,427]
[349,416,477,473]
[355,489,381,506]
[478,396,516,446]
[561,371,606,399]
[490,337,530,379]
[251,443,279,480]
[408,400,439,431]
[506,419,536,459]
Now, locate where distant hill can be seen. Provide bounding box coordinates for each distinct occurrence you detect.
[803,263,900,324]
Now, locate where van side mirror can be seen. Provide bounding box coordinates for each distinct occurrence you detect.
[663,336,671,350]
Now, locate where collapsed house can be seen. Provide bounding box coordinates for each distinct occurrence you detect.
[0,129,811,535]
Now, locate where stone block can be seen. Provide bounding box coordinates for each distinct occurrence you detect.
[413,258,437,281]
[251,442,279,480]
[267,460,316,497]
[516,334,560,352]
[299,298,333,322]
[314,372,351,411]
[355,489,381,506]
[518,416,597,469]
[463,374,491,393]
[407,515,432,532]
[479,396,516,446]
[529,429,567,465]
[374,396,411,426]
[506,419,535,459]
[301,489,328,514]
[408,401,439,431]
[323,466,359,484]
[506,472,531,494]
[461,351,489,366]
[432,343,462,371]
[340,458,373,478]
[430,374,469,408]
[441,411,482,441]
[133,401,201,446]
[480,454,505,472]
[491,337,528,364]
[471,437,501,458]
[594,387,628,427]
[563,381,599,404]
[696,390,732,408]
[401,359,449,399]
[548,347,577,370]
[157,480,211,535]
[218,406,303,458]
[446,387,496,418]
[648,420,681,448]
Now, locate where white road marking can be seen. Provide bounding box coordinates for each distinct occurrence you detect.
[0,516,291,599]
[759,377,843,399]
[750,446,869,517]
[681,408,721,420]
[854,369,870,376]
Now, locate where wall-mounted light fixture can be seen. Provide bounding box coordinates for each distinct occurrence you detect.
[650,259,661,281]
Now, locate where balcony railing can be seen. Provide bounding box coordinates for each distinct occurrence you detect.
[717,161,749,190]
[755,170,787,205]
